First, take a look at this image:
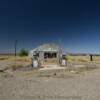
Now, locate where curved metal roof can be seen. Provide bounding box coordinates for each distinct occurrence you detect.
[32,43,62,52]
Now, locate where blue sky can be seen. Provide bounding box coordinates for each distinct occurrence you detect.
[0,0,100,53]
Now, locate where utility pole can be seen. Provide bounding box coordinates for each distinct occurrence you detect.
[90,54,93,61]
[15,40,17,57]
[14,40,18,67]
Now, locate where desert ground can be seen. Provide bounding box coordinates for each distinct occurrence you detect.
[1,55,100,100]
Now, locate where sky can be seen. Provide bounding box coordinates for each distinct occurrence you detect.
[0,0,100,53]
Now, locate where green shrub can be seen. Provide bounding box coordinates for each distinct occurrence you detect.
[19,48,28,56]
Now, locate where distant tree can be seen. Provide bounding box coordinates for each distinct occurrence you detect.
[19,48,28,56]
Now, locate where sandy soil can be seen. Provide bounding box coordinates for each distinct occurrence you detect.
[0,61,100,100]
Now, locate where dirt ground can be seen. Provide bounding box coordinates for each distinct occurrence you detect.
[1,60,100,100]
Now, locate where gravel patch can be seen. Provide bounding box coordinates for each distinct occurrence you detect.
[0,62,100,100]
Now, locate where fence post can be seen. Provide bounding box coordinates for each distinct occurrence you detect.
[90,54,93,61]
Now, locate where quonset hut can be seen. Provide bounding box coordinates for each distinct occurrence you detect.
[29,43,63,64]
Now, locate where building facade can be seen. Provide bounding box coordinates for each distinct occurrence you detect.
[29,43,63,63]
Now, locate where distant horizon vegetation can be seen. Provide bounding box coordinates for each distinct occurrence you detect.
[1,52,100,56]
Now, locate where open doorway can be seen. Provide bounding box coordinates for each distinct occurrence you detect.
[43,52,58,65]
[44,52,57,59]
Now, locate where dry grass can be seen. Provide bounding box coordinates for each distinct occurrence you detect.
[10,64,25,71]
[0,56,9,60]
[1,55,100,63]
[0,55,31,62]
[43,58,58,65]
[2,56,31,64]
[24,65,98,78]
[0,55,100,72]
[92,56,100,61]
[66,55,100,62]
[9,56,31,71]
[67,55,90,62]
[0,55,31,71]
[8,56,31,62]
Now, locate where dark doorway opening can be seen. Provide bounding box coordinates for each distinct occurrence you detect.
[44,52,57,59]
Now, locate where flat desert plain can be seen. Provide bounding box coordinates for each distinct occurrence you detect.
[0,56,100,100]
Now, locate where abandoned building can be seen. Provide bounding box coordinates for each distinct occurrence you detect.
[29,43,63,65]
